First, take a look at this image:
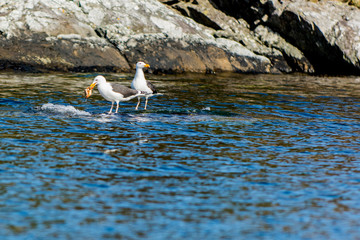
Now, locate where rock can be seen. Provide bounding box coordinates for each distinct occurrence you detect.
[0,0,130,72]
[262,0,360,74]
[0,34,129,72]
[0,0,275,73]
[84,0,276,73]
[161,0,314,73]
[0,0,359,74]
[253,25,314,73]
[210,0,360,75]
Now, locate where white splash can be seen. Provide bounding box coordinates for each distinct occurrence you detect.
[40,103,91,116]
[93,113,118,123]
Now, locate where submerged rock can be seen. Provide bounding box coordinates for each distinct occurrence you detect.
[0,0,359,74]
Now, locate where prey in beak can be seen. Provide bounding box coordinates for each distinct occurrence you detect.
[84,82,97,99]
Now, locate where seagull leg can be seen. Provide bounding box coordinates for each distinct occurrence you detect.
[109,102,114,114]
[115,102,119,113]
[144,96,149,110]
[135,97,141,110]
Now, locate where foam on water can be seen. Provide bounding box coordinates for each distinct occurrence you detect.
[40,103,91,116]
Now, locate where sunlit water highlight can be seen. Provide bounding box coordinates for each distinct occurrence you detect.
[0,72,360,239]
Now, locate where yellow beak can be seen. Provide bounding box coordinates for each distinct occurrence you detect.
[89,82,96,90]
[145,64,150,68]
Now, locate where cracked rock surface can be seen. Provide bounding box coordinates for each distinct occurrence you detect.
[0,0,359,74]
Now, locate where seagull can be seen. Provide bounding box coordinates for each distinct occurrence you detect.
[131,61,157,110]
[86,75,144,114]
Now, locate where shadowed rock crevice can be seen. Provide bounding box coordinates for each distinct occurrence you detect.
[161,0,315,73]
[267,10,360,75]
[208,0,360,75]
[187,7,222,30]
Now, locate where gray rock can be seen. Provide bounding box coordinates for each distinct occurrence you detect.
[0,0,129,72]
[84,0,276,73]
[253,25,314,73]
[0,0,359,74]
[267,0,360,74]
[210,0,360,74]
[0,0,275,73]
[159,0,313,73]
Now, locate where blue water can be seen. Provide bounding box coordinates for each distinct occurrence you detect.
[1,72,360,239]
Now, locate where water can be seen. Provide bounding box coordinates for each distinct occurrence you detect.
[0,72,360,239]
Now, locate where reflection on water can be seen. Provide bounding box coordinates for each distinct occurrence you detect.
[0,72,360,239]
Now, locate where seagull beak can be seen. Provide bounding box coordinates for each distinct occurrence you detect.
[145,64,150,68]
[89,82,97,90]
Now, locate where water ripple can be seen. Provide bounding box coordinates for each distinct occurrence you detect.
[0,73,360,239]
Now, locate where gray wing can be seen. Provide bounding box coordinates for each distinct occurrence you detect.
[111,83,139,98]
[146,80,157,94]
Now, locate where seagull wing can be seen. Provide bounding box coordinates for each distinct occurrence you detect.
[146,81,157,94]
[111,83,140,98]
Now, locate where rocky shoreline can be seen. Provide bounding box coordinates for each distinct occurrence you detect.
[0,0,359,75]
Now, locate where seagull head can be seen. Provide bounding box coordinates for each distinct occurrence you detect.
[136,61,150,69]
[89,75,106,89]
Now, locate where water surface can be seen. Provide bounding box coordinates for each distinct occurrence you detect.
[1,72,360,239]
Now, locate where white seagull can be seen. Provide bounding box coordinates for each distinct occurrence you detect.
[131,61,157,110]
[86,75,143,114]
